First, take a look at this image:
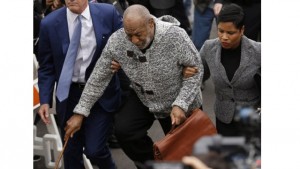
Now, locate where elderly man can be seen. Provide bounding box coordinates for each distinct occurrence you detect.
[65,4,203,168]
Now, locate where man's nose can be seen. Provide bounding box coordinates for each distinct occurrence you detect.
[131,36,139,44]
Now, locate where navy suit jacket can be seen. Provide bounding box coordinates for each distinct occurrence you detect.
[37,3,123,114]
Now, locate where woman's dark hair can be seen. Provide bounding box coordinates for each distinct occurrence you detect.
[217,3,244,30]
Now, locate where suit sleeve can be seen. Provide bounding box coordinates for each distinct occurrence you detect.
[199,40,210,80]
[37,20,56,106]
[112,6,123,31]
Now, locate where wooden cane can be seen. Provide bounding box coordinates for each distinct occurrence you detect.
[54,134,70,169]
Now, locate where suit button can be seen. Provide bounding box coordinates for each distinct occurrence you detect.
[231,98,235,102]
[228,85,232,89]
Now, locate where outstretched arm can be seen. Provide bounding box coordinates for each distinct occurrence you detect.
[64,40,116,140]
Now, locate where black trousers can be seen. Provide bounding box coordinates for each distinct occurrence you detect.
[114,89,172,168]
[243,2,261,41]
[216,117,240,137]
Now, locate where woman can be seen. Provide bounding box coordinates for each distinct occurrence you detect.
[200,3,261,136]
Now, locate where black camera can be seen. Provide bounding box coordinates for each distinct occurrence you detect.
[193,135,261,169]
[191,107,261,169]
[234,106,261,139]
[234,106,261,153]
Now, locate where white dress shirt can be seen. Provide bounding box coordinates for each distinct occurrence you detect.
[67,5,96,83]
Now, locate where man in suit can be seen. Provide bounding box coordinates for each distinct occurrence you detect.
[37,0,123,168]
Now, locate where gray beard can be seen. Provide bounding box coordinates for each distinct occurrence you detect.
[140,36,152,50]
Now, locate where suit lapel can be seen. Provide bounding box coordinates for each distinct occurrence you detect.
[55,8,69,56]
[231,36,251,84]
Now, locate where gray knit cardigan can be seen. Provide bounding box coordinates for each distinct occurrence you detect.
[74,15,204,118]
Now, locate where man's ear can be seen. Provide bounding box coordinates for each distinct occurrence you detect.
[148,18,155,28]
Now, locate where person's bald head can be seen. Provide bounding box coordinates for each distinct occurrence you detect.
[123,5,155,50]
[123,5,152,24]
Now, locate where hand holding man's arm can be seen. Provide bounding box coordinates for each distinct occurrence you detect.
[111,60,121,73]
[183,66,198,78]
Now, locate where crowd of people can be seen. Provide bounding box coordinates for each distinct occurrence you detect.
[34,0,261,169]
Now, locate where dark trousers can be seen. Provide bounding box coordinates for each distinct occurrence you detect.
[57,84,115,169]
[114,89,172,168]
[216,117,240,137]
[243,2,261,41]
